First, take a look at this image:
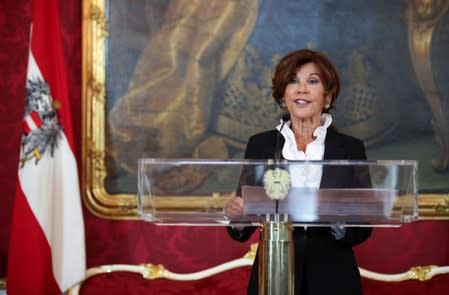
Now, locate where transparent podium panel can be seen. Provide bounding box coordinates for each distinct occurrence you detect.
[138,159,418,227]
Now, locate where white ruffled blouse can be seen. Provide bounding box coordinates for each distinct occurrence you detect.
[276,113,332,188]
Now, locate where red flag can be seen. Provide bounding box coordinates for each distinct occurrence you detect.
[7,0,86,294]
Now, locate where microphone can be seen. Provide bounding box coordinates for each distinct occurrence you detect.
[274,113,290,162]
[281,113,291,123]
[268,112,291,214]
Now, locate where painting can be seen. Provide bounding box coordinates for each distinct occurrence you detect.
[82,0,449,218]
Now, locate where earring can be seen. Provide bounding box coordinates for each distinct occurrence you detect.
[324,99,331,110]
[279,98,287,110]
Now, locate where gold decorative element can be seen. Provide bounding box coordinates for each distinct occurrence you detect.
[52,100,61,110]
[88,76,105,105]
[243,243,259,261]
[359,264,449,282]
[207,192,229,210]
[90,148,105,175]
[141,263,166,280]
[408,265,438,281]
[83,0,121,219]
[434,196,449,214]
[0,277,6,290]
[19,147,42,167]
[88,4,108,39]
[419,194,449,218]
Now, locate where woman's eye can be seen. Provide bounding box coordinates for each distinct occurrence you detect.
[308,79,319,85]
[289,78,299,84]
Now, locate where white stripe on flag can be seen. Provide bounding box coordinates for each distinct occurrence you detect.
[24,115,38,131]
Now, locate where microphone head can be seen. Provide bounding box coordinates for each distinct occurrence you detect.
[281,113,291,122]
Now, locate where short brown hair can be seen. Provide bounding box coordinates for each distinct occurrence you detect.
[272,49,340,111]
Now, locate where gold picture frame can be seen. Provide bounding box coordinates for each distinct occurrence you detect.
[82,0,449,220]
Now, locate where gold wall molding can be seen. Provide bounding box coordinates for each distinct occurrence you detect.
[419,194,449,218]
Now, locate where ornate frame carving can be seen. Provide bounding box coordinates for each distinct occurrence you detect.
[82,0,449,220]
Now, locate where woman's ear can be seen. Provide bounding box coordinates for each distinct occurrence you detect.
[279,97,287,110]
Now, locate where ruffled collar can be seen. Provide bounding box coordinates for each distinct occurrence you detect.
[276,113,332,160]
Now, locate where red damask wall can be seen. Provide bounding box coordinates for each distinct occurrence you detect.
[1,1,449,294]
[0,0,32,279]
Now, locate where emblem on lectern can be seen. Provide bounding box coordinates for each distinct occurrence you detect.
[263,168,291,200]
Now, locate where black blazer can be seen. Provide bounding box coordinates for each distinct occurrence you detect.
[227,127,372,295]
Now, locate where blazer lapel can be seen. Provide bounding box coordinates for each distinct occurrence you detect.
[323,127,345,160]
[321,128,348,188]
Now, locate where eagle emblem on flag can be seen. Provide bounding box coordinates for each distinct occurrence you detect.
[21,77,63,165]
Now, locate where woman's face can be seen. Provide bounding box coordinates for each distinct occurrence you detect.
[283,62,329,122]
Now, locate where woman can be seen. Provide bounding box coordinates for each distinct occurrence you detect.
[226,49,372,294]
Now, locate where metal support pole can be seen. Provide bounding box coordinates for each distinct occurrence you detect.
[259,218,294,295]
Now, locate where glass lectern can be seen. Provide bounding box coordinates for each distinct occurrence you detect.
[138,159,418,295]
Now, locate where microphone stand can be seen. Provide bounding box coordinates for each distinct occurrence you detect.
[259,113,294,295]
[273,113,290,216]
